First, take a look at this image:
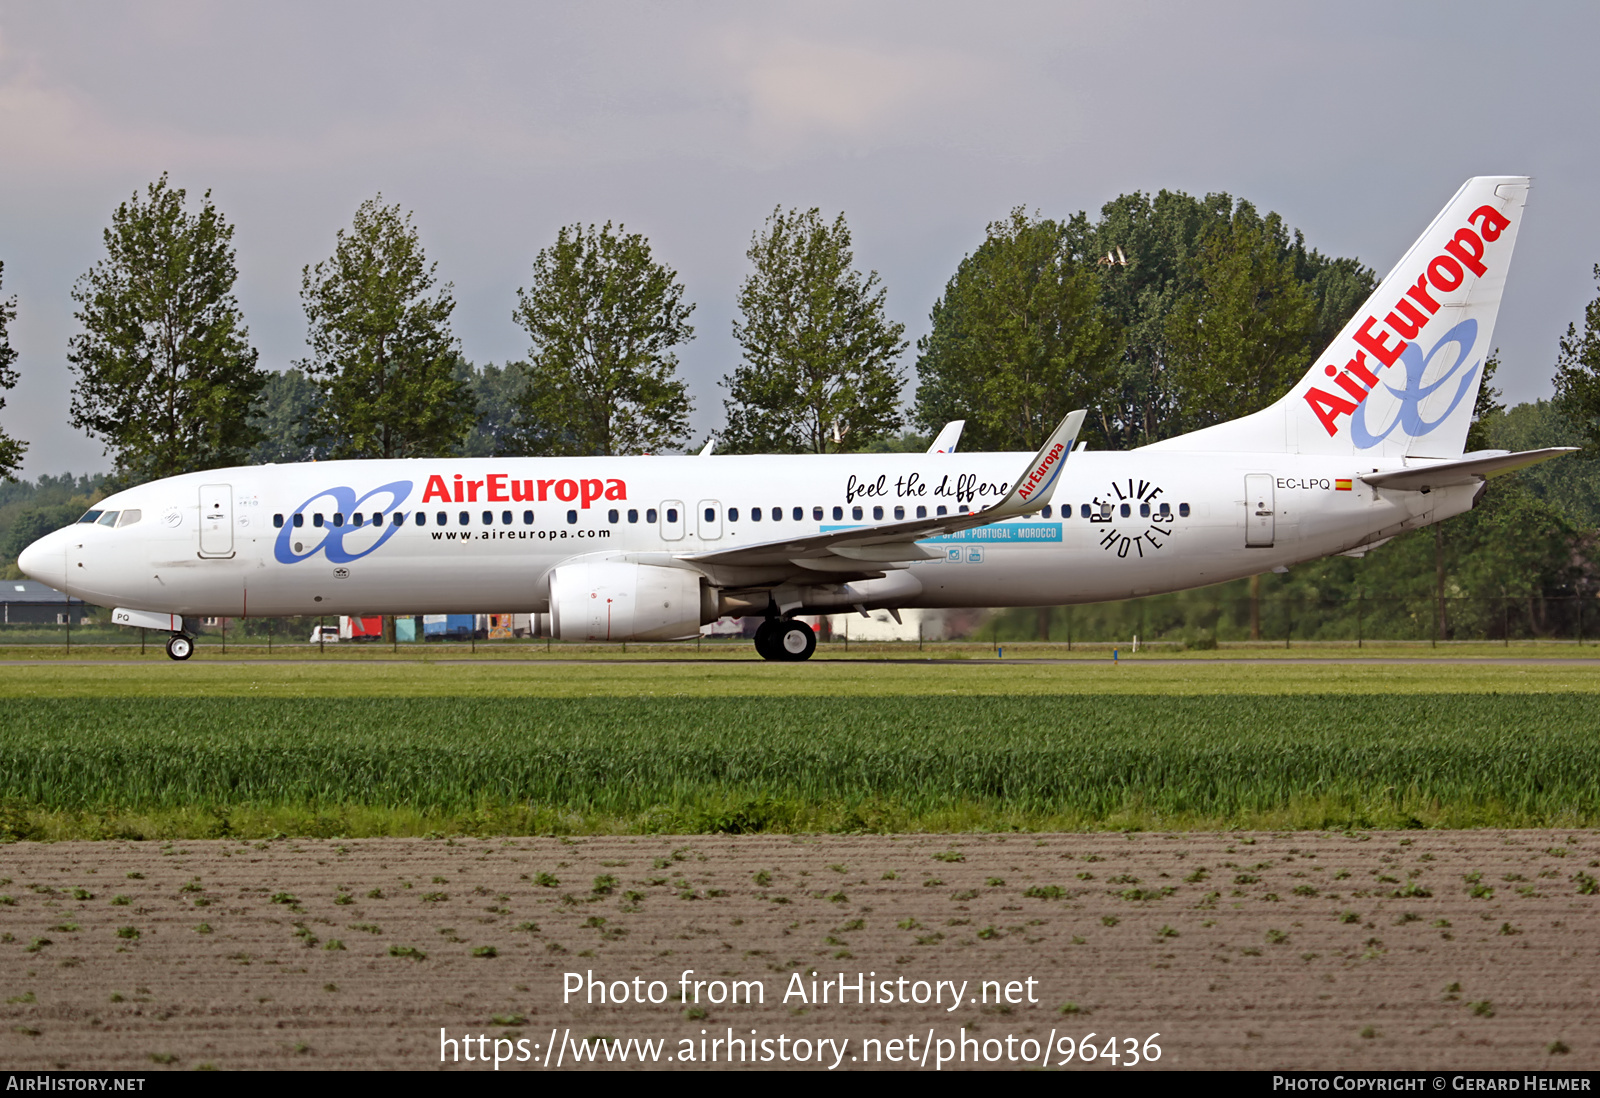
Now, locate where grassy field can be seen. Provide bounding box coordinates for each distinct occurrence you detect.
[1,660,1598,840]
[5,657,1600,698]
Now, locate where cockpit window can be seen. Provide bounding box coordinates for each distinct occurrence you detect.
[78,510,104,524]
[96,511,120,526]
[117,509,141,527]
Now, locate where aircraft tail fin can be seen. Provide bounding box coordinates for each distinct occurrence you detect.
[1148,176,1530,459]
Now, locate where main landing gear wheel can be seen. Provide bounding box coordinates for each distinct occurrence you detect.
[165,634,194,661]
[753,618,782,660]
[773,619,816,662]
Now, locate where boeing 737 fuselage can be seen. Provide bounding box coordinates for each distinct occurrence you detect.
[18,177,1572,660]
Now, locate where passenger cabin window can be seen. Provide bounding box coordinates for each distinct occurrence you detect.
[313,513,325,527]
[893,505,904,520]
[665,507,678,523]
[414,512,427,526]
[937,505,948,516]
[770,506,782,522]
[792,507,803,521]
[608,509,619,523]
[1158,502,1171,516]
[1179,502,1191,517]
[752,507,763,521]
[1139,503,1150,517]
[523,511,534,524]
[916,505,927,519]
[333,513,345,527]
[436,511,447,525]
[704,507,715,523]
[832,506,844,520]
[728,507,739,522]
[1119,503,1130,518]
[352,513,364,526]
[482,510,493,525]
[647,508,658,523]
[97,511,120,526]
[873,506,884,520]
[294,513,305,527]
[852,506,863,520]
[458,511,469,525]
[501,510,512,525]
[567,510,578,524]
[812,506,823,521]
[1081,504,1091,518]
[628,509,639,523]
[273,514,284,528]
[1041,505,1052,518]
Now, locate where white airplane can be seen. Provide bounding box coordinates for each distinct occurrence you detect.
[19,176,1574,661]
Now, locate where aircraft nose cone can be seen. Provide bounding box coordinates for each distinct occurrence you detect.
[17,532,67,590]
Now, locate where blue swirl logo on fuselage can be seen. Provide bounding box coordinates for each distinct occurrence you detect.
[273,481,413,564]
[1351,319,1480,450]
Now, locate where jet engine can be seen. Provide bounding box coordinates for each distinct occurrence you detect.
[547,561,715,641]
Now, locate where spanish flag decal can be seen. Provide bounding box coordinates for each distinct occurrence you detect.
[1335,478,1352,491]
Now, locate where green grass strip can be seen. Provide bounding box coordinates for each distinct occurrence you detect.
[2,696,1597,838]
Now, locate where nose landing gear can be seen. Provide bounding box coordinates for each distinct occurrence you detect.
[165,634,194,661]
[753,618,816,662]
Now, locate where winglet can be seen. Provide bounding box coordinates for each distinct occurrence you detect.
[985,410,1085,519]
[927,420,965,454]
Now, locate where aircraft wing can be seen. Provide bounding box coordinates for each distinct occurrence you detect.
[1361,447,1576,492]
[684,410,1085,571]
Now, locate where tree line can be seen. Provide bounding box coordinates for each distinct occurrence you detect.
[0,173,1514,479]
[2,175,1599,619]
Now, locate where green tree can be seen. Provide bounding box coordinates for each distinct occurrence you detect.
[67,175,264,482]
[509,223,693,456]
[247,368,324,464]
[1485,398,1600,529]
[721,207,907,453]
[914,208,1119,451]
[0,260,23,479]
[1161,205,1319,435]
[1554,264,1600,457]
[455,358,528,457]
[298,197,474,459]
[1087,190,1374,447]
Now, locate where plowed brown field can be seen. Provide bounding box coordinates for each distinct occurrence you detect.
[2,831,1597,1071]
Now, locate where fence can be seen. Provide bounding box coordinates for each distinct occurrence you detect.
[985,594,1600,647]
[0,596,1597,649]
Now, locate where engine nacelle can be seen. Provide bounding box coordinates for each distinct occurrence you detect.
[548,561,713,641]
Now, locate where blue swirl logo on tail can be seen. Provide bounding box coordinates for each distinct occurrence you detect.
[1352,319,1480,450]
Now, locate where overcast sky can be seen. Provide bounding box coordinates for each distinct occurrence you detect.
[3,1,1598,476]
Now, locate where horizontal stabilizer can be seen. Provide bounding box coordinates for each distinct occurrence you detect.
[1361,448,1576,492]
